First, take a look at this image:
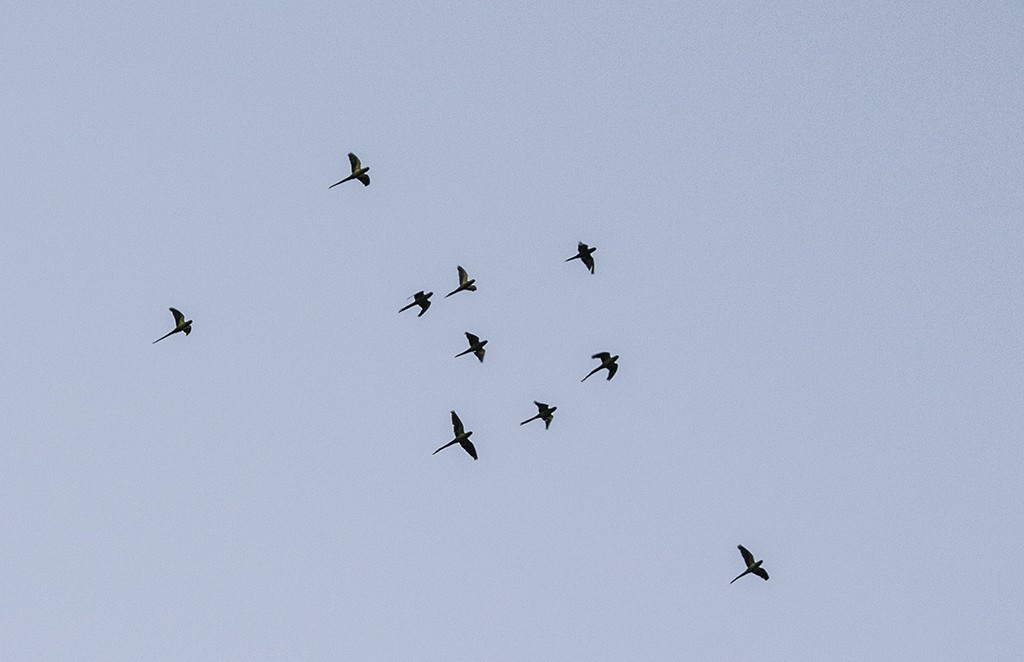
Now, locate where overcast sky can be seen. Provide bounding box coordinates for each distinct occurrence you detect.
[2,2,1022,660]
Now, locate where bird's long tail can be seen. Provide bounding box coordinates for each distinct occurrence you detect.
[520,415,539,426]
[328,174,355,189]
[729,569,751,585]
[152,330,176,344]
[432,440,459,455]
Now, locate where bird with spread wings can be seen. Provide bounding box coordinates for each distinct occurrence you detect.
[730,545,769,584]
[329,152,370,188]
[153,308,192,344]
[581,352,619,382]
[432,410,478,460]
[445,265,477,298]
[565,241,597,274]
[455,332,487,363]
[520,402,557,429]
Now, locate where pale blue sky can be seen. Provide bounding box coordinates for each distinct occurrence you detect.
[2,2,1022,660]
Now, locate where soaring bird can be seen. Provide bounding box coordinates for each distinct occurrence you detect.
[153,307,192,344]
[581,352,619,382]
[399,291,433,317]
[444,265,477,298]
[455,332,487,363]
[432,410,478,460]
[520,401,557,429]
[565,241,597,274]
[730,545,770,584]
[329,152,370,188]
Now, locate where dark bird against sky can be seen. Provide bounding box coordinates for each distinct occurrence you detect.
[520,401,557,429]
[152,308,192,344]
[730,545,769,584]
[581,352,619,382]
[432,410,478,460]
[455,332,487,363]
[565,241,597,274]
[399,291,433,317]
[444,265,477,298]
[329,152,370,188]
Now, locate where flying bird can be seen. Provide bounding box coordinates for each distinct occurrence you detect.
[520,401,557,429]
[399,291,433,317]
[153,307,192,344]
[432,410,477,460]
[581,352,619,382]
[730,545,770,584]
[444,265,477,298]
[455,332,487,362]
[565,241,597,274]
[329,152,370,188]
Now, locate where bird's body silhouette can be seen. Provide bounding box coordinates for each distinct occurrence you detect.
[432,410,477,460]
[455,332,487,362]
[582,352,619,381]
[520,401,557,429]
[153,308,192,344]
[329,152,370,188]
[565,241,597,274]
[445,266,477,298]
[399,291,433,317]
[730,545,769,584]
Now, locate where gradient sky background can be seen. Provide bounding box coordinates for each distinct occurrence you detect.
[2,2,1022,660]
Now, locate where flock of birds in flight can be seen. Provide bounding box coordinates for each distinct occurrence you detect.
[151,152,771,585]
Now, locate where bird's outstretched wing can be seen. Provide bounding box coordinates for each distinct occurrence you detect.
[457,266,468,285]
[465,332,480,345]
[582,253,595,273]
[535,401,548,411]
[356,174,370,186]
[738,545,755,567]
[451,410,464,436]
[578,241,588,252]
[751,567,769,581]
[606,363,618,380]
[474,348,485,362]
[593,352,612,361]
[170,308,185,326]
[348,153,361,172]
[461,439,478,460]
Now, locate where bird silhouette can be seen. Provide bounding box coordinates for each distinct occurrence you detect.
[399,291,433,317]
[520,401,557,429]
[455,332,487,362]
[444,265,477,298]
[730,545,769,584]
[153,308,192,344]
[329,152,370,188]
[565,241,597,274]
[432,410,478,460]
[581,352,619,381]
